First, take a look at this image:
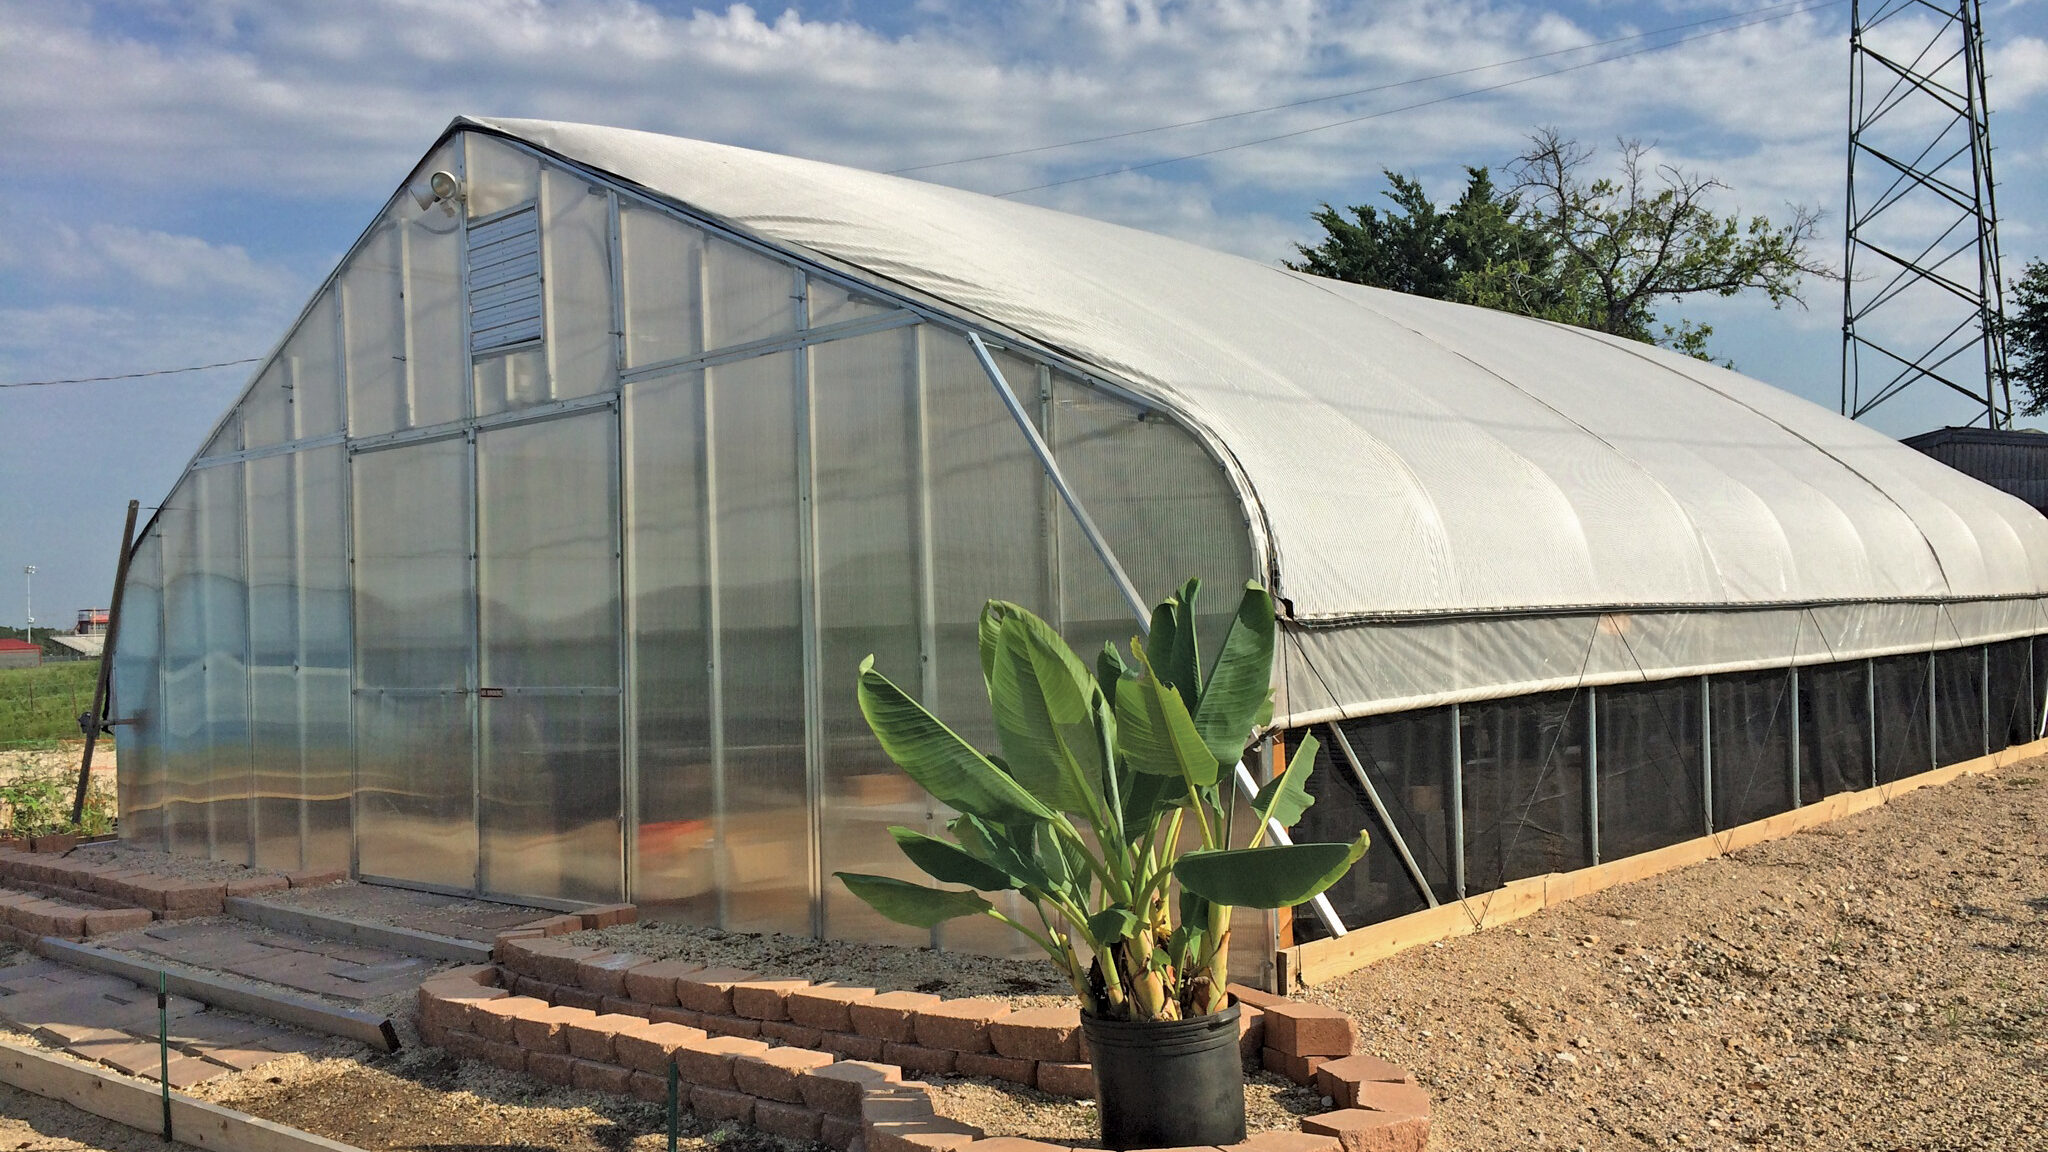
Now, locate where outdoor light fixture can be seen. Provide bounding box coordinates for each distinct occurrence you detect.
[410,170,464,211]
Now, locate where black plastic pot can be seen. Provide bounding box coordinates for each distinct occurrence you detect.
[1080,1003,1245,1150]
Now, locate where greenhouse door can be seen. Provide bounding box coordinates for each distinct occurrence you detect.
[475,408,624,905]
[351,435,479,891]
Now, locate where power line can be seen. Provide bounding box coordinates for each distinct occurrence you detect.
[0,358,260,389]
[893,0,1835,177]
[995,0,1849,198]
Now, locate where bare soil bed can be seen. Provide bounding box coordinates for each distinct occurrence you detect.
[571,922,1073,1004]
[1308,761,2048,1151]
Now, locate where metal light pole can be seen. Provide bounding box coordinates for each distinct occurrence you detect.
[22,565,34,649]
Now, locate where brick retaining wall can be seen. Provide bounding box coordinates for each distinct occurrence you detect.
[420,936,1433,1152]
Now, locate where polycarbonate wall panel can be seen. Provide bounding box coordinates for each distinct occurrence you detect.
[291,293,345,439]
[1710,669,1797,829]
[1873,654,1933,784]
[710,352,809,935]
[1461,689,1589,893]
[626,369,716,922]
[246,454,300,869]
[242,447,352,872]
[1799,659,1871,796]
[351,438,475,888]
[481,692,621,902]
[1294,712,1453,940]
[474,347,548,418]
[342,221,409,437]
[621,204,704,369]
[298,447,352,871]
[114,533,165,848]
[705,240,796,352]
[196,463,251,864]
[476,411,622,903]
[242,362,292,452]
[407,193,468,430]
[811,329,928,945]
[808,280,891,329]
[920,329,1052,956]
[1051,374,1252,671]
[543,165,616,403]
[477,414,620,689]
[466,132,541,219]
[159,481,207,855]
[353,690,474,887]
[1988,639,2032,752]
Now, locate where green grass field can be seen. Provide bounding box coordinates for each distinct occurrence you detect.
[0,660,100,747]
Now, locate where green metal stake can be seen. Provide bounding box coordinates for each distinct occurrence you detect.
[667,1060,679,1152]
[158,970,171,1141]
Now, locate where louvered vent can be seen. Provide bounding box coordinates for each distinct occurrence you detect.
[468,207,543,353]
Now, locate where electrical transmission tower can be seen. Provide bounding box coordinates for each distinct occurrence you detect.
[1841,0,2011,428]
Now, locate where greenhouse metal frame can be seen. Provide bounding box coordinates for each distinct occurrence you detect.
[111,119,2048,980]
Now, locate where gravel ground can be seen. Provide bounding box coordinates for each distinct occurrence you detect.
[1308,760,2048,1151]
[573,922,1074,1004]
[929,1066,1323,1142]
[64,842,270,882]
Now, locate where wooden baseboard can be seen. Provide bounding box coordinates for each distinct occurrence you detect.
[0,1037,366,1152]
[1279,736,2047,988]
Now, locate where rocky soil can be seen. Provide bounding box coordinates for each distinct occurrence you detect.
[1309,761,2048,1151]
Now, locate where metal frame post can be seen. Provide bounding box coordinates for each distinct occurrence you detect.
[1449,702,1465,900]
[1586,686,1600,867]
[1701,675,1715,836]
[1789,664,1803,808]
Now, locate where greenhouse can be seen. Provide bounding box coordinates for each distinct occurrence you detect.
[113,118,2048,977]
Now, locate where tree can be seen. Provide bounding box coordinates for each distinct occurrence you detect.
[1288,129,1832,361]
[2005,260,2048,415]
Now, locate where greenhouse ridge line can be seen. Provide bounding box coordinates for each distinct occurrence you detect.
[891,0,1838,176]
[994,0,1850,197]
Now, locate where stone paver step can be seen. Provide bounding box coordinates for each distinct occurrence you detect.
[0,951,341,1087]
[0,886,151,942]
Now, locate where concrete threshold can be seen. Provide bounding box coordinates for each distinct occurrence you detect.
[0,1036,368,1152]
[34,938,400,1053]
[223,897,495,964]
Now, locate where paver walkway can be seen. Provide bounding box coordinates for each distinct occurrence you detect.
[111,921,437,1003]
[0,957,322,1088]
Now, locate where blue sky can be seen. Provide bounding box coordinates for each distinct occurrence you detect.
[2,0,2044,617]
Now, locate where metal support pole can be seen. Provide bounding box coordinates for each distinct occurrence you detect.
[1449,703,1465,900]
[1981,645,1991,756]
[1701,676,1714,836]
[1234,760,1345,937]
[1585,687,1600,867]
[1867,658,1879,788]
[1326,722,1436,909]
[1789,664,1803,808]
[967,333,1147,627]
[74,500,139,824]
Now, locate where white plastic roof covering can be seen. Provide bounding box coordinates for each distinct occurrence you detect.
[461,117,2048,722]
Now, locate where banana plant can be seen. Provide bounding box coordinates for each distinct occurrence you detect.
[836,579,1368,1021]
